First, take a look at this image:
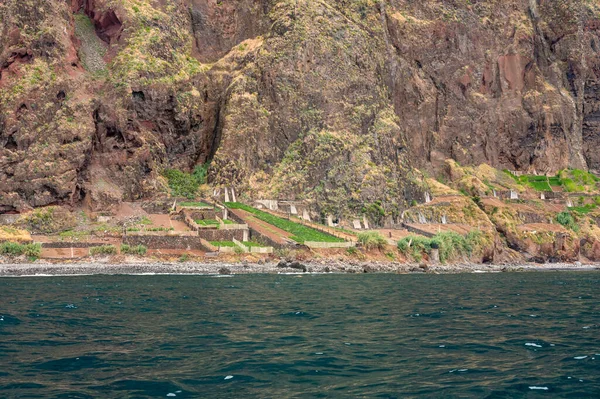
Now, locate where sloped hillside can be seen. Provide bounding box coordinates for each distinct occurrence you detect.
[1,0,599,218]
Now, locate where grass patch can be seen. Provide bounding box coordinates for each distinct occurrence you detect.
[120,244,148,256]
[570,204,596,214]
[146,227,175,232]
[225,202,344,243]
[529,181,552,191]
[548,177,561,186]
[357,231,387,250]
[196,219,220,227]
[89,245,117,256]
[180,201,212,208]
[222,219,234,225]
[0,242,41,260]
[210,241,236,247]
[59,230,90,241]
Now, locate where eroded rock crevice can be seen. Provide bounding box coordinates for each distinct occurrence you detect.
[72,0,122,45]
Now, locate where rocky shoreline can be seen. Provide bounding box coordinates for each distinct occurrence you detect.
[0,260,598,277]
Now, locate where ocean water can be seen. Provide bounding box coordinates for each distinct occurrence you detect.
[0,272,599,398]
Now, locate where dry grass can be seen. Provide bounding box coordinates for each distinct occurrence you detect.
[0,226,32,243]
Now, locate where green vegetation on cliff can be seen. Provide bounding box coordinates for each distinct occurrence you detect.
[163,165,208,199]
[397,231,486,263]
[505,169,600,193]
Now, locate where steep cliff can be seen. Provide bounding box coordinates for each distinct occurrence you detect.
[1,0,599,218]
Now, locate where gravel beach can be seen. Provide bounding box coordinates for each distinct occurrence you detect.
[0,260,598,277]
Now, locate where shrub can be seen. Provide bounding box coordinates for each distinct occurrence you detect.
[397,235,433,261]
[362,201,385,226]
[89,245,117,256]
[21,206,76,234]
[0,242,41,259]
[163,163,210,199]
[357,231,387,251]
[120,244,147,256]
[556,211,579,231]
[163,169,200,199]
[192,163,209,185]
[398,230,484,263]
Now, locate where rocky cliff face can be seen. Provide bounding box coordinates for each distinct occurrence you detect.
[1,0,599,218]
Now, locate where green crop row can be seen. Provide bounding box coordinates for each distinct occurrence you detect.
[225,202,344,243]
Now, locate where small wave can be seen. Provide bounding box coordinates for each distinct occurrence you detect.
[167,394,176,397]
[529,386,548,390]
[525,343,542,348]
[574,356,587,360]
[224,375,234,380]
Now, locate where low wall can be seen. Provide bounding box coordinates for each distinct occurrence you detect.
[233,238,274,254]
[123,235,209,251]
[187,209,219,220]
[542,191,565,200]
[402,223,436,238]
[199,238,218,252]
[518,212,546,224]
[198,229,245,242]
[220,223,248,230]
[126,231,197,237]
[251,246,273,254]
[40,241,115,249]
[304,241,355,249]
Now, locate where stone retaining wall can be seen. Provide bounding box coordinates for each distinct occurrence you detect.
[187,209,219,220]
[39,241,111,249]
[402,224,436,238]
[517,211,546,224]
[197,229,245,242]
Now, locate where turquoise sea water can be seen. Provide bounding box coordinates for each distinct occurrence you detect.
[1,272,599,398]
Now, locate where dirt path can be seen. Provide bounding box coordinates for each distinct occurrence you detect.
[147,214,189,231]
[230,209,293,245]
[41,248,90,259]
